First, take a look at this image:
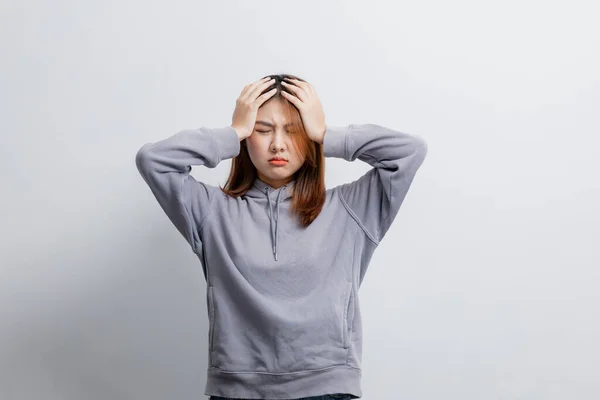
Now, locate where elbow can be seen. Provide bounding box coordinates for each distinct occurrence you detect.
[412,136,428,159]
[135,143,154,174]
[418,137,428,156]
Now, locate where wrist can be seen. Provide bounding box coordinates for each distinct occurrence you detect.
[315,125,326,144]
[231,125,249,141]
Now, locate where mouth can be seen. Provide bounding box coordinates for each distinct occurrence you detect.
[269,158,288,166]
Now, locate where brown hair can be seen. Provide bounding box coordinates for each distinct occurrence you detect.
[219,74,326,227]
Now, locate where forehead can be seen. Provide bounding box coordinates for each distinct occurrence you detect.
[256,100,289,125]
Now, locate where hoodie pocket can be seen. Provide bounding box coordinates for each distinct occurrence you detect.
[208,286,216,352]
[342,281,353,349]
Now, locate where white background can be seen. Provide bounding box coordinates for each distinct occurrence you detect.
[2,1,599,399]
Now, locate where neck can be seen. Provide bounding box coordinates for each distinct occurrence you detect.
[257,174,295,189]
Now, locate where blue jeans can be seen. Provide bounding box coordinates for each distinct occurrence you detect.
[209,394,354,400]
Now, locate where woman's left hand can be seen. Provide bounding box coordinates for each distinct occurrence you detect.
[280,78,327,144]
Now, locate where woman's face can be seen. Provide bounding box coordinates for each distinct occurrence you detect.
[245,99,306,189]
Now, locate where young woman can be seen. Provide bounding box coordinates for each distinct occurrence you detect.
[135,74,428,400]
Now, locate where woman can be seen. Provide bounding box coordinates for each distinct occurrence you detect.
[135,74,428,400]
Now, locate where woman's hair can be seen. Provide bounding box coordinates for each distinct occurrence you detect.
[219,74,326,227]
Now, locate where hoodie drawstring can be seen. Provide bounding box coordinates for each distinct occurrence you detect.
[264,185,286,261]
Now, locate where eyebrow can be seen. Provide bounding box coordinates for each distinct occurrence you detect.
[255,120,293,128]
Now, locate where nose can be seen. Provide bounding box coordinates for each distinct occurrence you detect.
[270,131,287,152]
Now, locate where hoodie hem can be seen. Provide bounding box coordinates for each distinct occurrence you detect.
[205,364,362,399]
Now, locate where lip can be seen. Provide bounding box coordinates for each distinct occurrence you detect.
[269,159,288,166]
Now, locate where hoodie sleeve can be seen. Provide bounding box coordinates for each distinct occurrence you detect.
[135,126,241,253]
[323,123,428,244]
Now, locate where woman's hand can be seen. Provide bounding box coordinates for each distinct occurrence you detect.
[280,78,327,144]
[231,77,278,140]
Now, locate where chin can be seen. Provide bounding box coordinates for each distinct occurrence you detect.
[263,168,295,179]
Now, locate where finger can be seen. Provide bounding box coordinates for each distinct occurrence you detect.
[241,77,274,103]
[240,76,272,98]
[298,80,316,95]
[285,77,311,91]
[281,80,307,101]
[256,87,278,107]
[280,90,302,108]
[247,78,276,103]
[287,77,317,97]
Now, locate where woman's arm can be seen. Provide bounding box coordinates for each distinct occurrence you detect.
[135,126,241,253]
[323,123,428,244]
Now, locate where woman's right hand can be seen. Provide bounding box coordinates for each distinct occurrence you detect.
[231,76,277,140]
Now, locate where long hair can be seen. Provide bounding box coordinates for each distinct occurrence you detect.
[219,74,326,227]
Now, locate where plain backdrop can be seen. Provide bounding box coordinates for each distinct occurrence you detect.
[2,1,599,399]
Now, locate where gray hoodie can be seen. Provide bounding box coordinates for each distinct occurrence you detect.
[135,123,427,399]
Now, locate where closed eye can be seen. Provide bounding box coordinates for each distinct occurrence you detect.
[255,129,292,135]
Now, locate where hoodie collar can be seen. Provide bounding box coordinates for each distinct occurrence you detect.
[249,177,295,200]
[246,177,296,262]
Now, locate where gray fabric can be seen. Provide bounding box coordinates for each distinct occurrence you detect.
[210,394,353,400]
[135,124,427,399]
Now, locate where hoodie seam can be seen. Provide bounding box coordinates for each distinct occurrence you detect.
[337,189,379,246]
[363,152,392,243]
[192,187,216,252]
[175,182,195,253]
[337,125,378,244]
[208,364,362,374]
[376,141,426,240]
[189,128,221,252]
